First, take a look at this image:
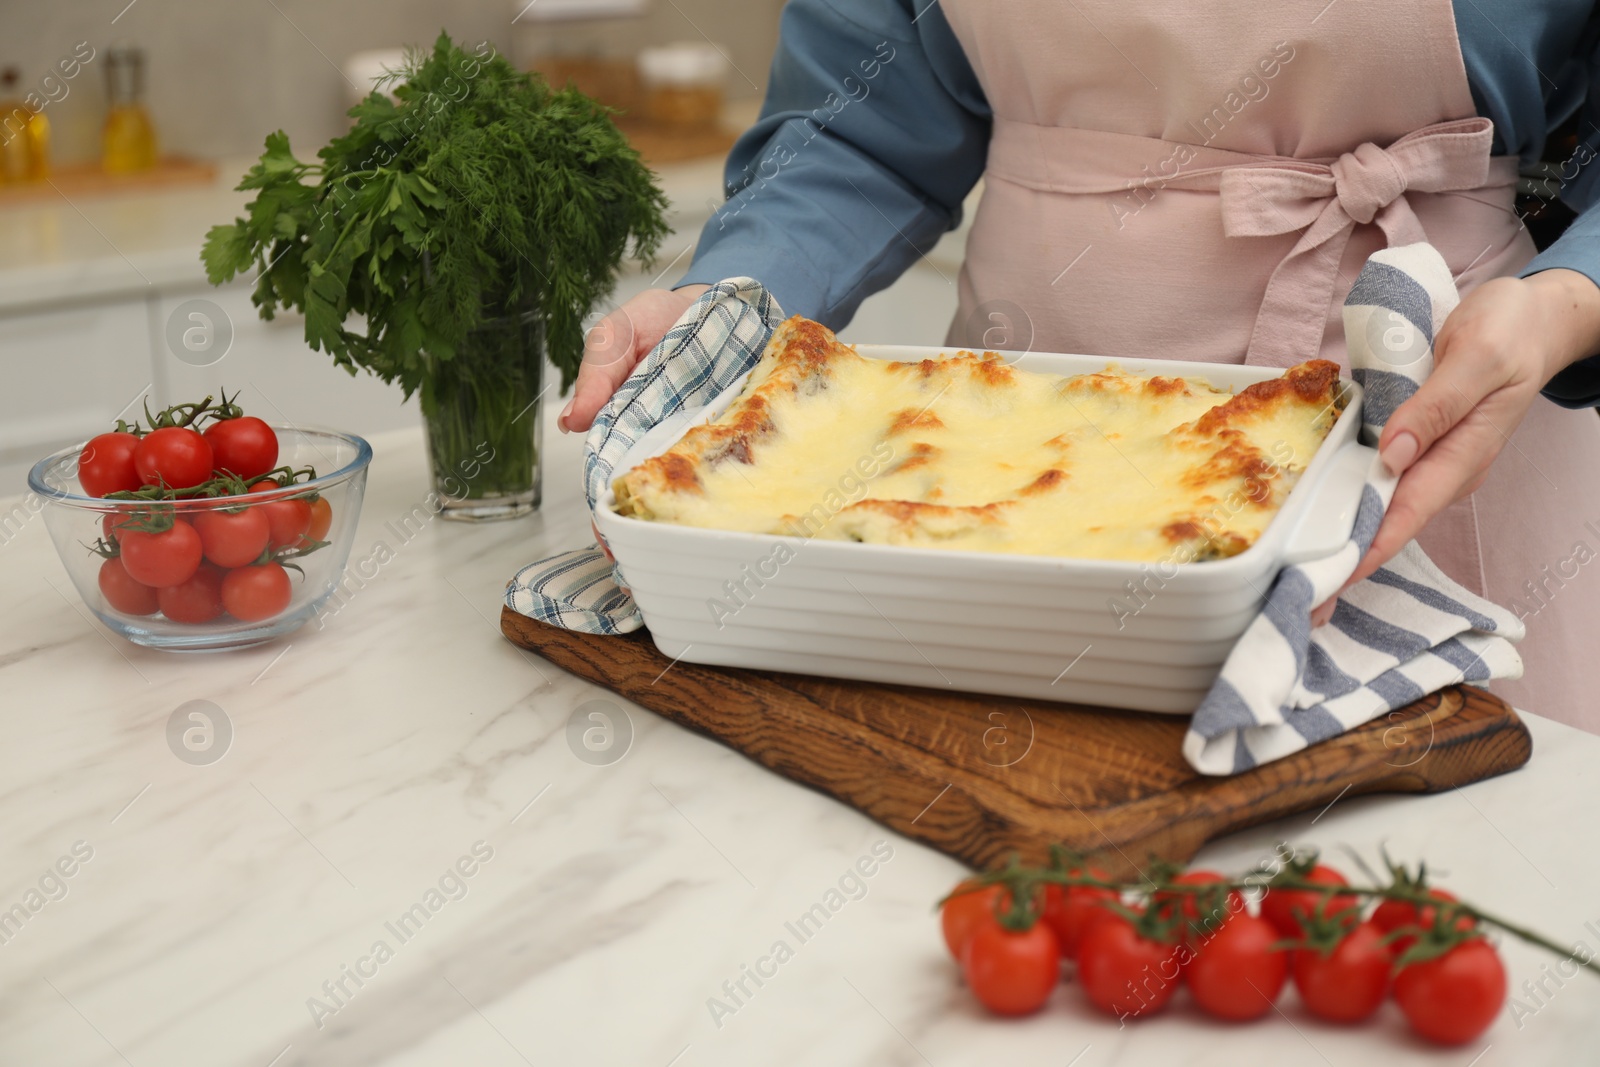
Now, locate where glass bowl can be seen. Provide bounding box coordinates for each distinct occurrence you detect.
[28,427,372,651]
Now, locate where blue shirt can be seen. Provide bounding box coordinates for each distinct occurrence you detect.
[679,0,1600,407]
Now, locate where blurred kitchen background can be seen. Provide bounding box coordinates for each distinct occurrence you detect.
[0,0,963,492]
[3,0,786,164]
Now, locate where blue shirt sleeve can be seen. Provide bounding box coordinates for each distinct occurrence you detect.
[1457,0,1600,406]
[675,0,990,328]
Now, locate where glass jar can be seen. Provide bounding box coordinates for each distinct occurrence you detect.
[419,307,544,521]
[637,42,728,131]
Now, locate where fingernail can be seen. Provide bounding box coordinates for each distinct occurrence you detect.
[1380,431,1418,476]
[558,399,574,433]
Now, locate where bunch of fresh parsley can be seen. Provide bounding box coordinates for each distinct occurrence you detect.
[202,32,669,396]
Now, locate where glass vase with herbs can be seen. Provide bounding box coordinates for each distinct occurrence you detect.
[202,32,668,520]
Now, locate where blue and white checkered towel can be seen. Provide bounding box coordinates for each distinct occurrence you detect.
[505,279,784,633]
[507,250,1523,776]
[1182,243,1523,775]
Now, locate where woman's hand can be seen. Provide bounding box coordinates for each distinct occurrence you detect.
[565,284,710,563]
[1315,268,1600,621]
[558,284,711,434]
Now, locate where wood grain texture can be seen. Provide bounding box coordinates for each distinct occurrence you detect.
[502,608,1533,876]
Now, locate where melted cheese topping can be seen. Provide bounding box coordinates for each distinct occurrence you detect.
[614,317,1344,563]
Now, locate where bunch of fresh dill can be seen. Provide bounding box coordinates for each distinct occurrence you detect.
[202,31,669,395]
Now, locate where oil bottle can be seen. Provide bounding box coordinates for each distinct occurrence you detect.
[0,67,50,184]
[102,45,156,174]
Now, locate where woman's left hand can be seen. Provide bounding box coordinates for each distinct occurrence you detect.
[1313,267,1600,624]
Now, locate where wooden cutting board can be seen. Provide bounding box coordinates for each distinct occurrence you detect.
[501,610,1532,876]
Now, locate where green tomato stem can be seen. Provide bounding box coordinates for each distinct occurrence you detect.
[955,865,1600,977]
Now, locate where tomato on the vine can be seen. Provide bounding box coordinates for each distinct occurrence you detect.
[248,482,314,550]
[204,416,278,482]
[303,496,333,545]
[960,920,1060,1017]
[1292,919,1391,1023]
[102,509,136,544]
[1394,938,1506,1045]
[1373,888,1473,956]
[119,522,202,588]
[1076,910,1184,1019]
[1185,912,1287,1021]
[1041,866,1118,960]
[98,558,158,615]
[134,427,214,490]
[221,561,292,622]
[79,432,142,497]
[158,565,225,624]
[1261,863,1357,938]
[192,507,271,568]
[1154,869,1244,944]
[941,882,1008,961]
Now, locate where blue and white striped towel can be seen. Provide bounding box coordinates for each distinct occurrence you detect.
[1182,242,1523,775]
[507,249,1524,776]
[505,279,785,633]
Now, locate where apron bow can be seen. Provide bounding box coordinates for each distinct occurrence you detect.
[1218,117,1496,366]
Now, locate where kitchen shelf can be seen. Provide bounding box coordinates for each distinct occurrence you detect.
[0,156,217,206]
[614,116,737,165]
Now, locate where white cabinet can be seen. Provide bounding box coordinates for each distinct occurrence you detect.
[0,297,152,493]
[0,282,422,494]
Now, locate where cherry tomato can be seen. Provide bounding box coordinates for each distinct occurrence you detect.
[102,509,136,544]
[1041,866,1118,960]
[1373,888,1451,937]
[1076,911,1184,1019]
[221,561,292,622]
[1185,912,1287,1021]
[119,522,203,588]
[97,557,158,616]
[134,427,214,490]
[960,920,1060,1017]
[1154,869,1244,944]
[204,416,278,482]
[1373,888,1473,956]
[1292,919,1392,1023]
[192,507,271,568]
[1394,938,1507,1045]
[78,432,142,497]
[941,882,1008,962]
[1261,864,1358,939]
[158,565,225,624]
[248,482,313,550]
[303,496,333,544]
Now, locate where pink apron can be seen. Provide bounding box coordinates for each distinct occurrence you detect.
[941,0,1600,730]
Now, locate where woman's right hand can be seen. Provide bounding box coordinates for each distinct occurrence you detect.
[558,284,711,434]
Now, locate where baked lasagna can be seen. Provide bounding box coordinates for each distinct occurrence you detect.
[613,317,1345,563]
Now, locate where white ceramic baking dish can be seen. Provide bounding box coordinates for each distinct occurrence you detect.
[595,344,1373,713]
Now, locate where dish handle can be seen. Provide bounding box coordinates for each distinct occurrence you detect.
[1278,442,1377,566]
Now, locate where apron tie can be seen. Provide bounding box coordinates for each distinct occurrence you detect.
[1219,117,1497,366]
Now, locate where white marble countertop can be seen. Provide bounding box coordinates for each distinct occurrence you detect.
[0,155,729,314]
[2,419,1599,1066]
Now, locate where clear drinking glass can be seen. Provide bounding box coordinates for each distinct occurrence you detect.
[420,307,544,521]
